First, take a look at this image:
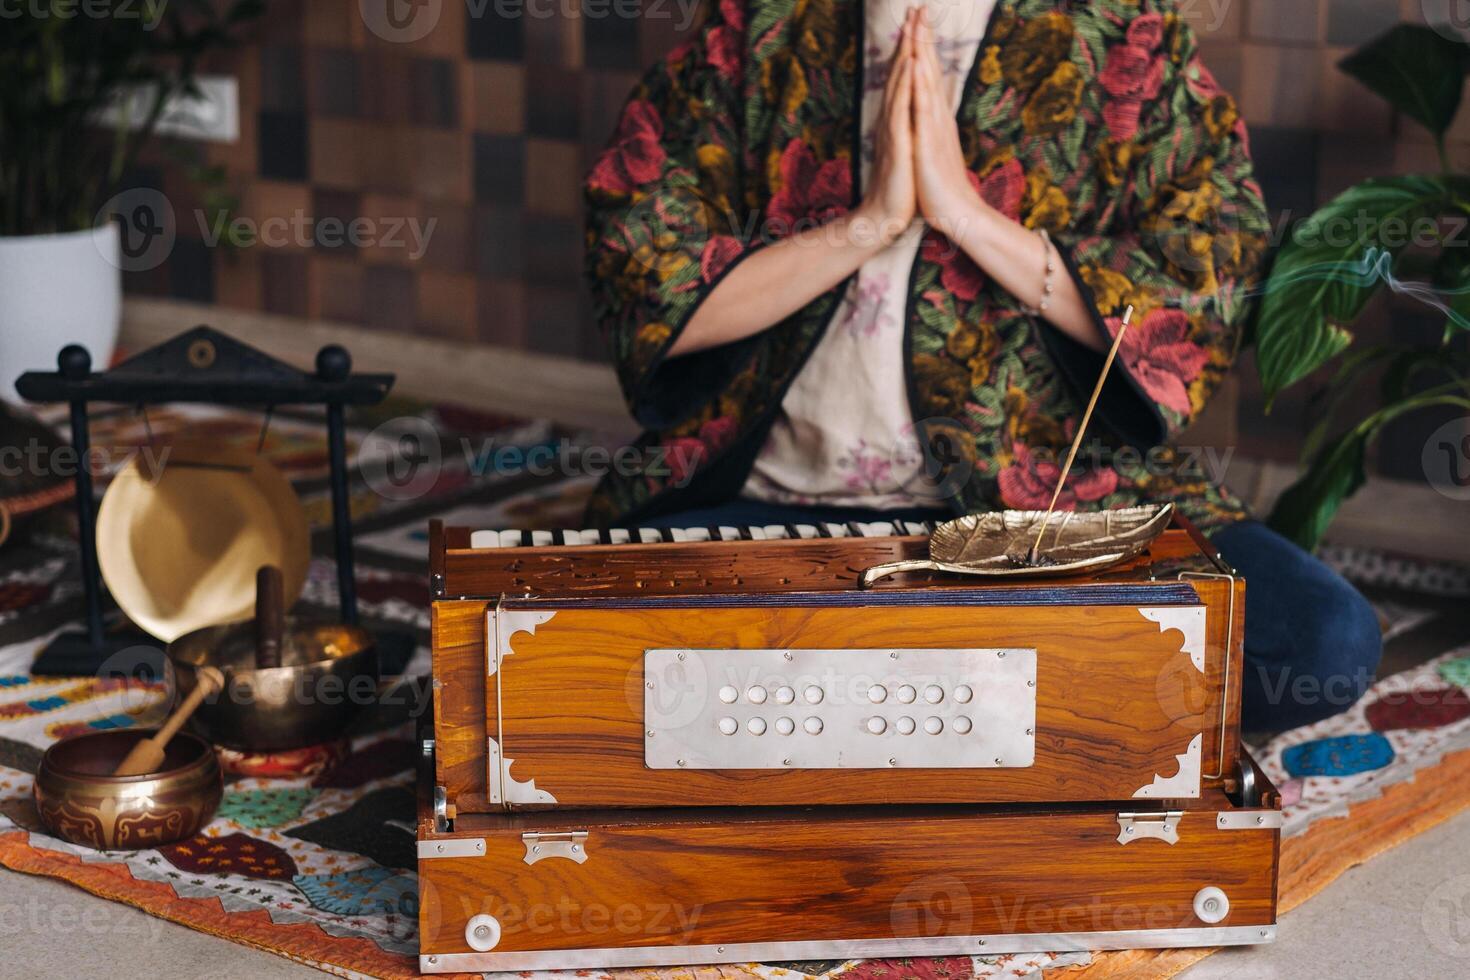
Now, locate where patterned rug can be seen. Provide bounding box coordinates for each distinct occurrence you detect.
[0,404,1467,980]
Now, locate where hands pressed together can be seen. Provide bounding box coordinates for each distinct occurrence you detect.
[859,7,983,244]
[673,7,1098,358]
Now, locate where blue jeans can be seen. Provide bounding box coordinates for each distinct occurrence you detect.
[1213,520,1382,731]
[645,504,1383,732]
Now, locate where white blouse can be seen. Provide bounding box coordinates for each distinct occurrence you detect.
[743,0,998,509]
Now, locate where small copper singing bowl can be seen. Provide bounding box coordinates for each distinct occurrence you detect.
[33,730,222,851]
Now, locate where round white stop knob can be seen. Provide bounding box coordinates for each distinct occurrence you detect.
[1193,886,1230,924]
[465,913,502,952]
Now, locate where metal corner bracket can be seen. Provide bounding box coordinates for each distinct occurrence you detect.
[1132,733,1203,799]
[487,736,558,806]
[486,598,559,807]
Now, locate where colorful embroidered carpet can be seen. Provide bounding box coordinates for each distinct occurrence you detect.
[0,404,1467,980]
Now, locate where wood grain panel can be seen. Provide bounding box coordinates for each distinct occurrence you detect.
[440,529,1218,599]
[431,524,1246,814]
[432,600,491,815]
[419,804,1278,956]
[1181,573,1246,783]
[491,604,1215,808]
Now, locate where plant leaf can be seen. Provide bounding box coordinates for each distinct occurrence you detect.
[1267,427,1370,551]
[1434,244,1470,339]
[1298,344,1398,463]
[1269,391,1470,549]
[1339,25,1470,138]
[1253,175,1450,403]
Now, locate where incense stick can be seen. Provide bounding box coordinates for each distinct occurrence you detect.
[1028,305,1135,566]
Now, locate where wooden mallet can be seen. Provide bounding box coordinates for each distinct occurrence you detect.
[112,666,225,777]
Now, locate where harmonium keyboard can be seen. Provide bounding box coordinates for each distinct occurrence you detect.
[418,516,1281,973]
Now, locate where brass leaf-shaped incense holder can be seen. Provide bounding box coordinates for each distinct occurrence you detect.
[859,503,1173,587]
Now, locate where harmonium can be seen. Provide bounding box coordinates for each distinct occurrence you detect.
[418,512,1281,973]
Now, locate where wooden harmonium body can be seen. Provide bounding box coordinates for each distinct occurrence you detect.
[416,734,1282,972]
[420,518,1278,973]
[427,517,1248,813]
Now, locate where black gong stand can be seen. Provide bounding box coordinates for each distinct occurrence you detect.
[16,326,399,678]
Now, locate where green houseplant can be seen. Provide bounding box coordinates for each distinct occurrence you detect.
[0,0,260,401]
[1254,24,1470,550]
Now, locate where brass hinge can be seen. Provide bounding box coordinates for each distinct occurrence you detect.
[522,831,589,865]
[1116,810,1183,845]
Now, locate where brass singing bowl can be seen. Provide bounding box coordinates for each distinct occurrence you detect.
[33,730,222,851]
[95,443,310,643]
[167,619,378,752]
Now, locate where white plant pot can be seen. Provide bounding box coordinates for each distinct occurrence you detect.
[0,224,122,405]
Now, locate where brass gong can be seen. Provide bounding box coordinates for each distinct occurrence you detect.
[96,442,310,642]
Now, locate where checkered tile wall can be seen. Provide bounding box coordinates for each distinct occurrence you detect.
[126,0,1467,470]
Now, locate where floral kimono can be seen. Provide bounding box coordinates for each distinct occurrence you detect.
[583,0,1270,532]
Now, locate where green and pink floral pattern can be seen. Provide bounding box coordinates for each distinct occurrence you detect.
[584,0,1270,532]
